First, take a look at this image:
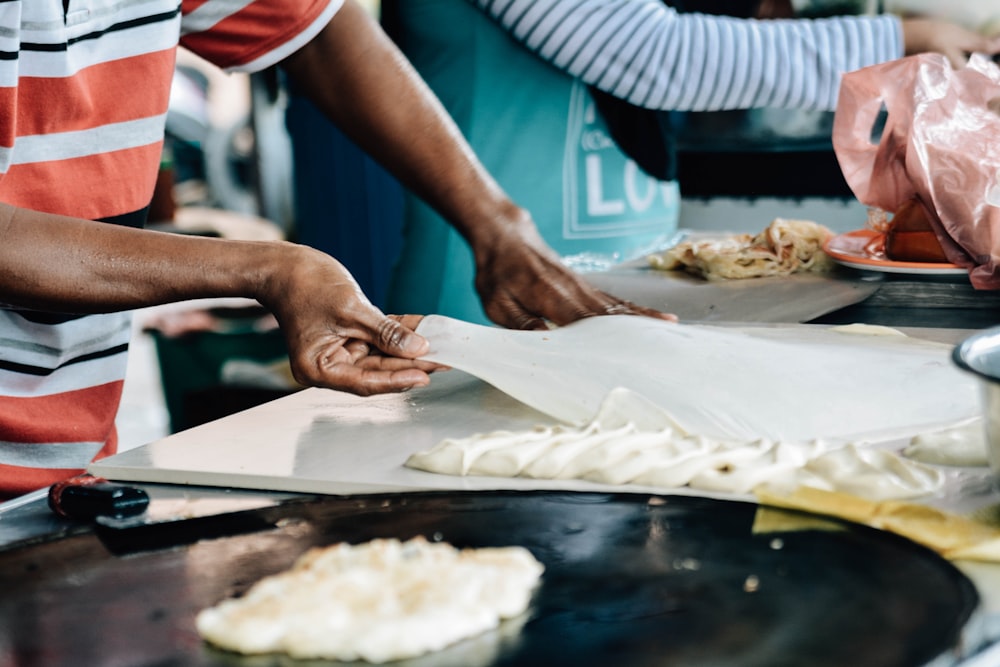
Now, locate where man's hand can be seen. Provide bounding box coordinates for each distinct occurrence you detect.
[902,18,1000,68]
[472,212,677,330]
[281,3,676,332]
[258,245,444,396]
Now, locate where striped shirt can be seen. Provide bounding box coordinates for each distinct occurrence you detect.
[469,0,903,111]
[0,0,339,499]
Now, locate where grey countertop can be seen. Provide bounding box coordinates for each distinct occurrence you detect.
[588,258,1000,331]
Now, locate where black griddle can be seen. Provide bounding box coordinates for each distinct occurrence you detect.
[0,492,978,666]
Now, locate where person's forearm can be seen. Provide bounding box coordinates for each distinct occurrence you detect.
[0,203,288,313]
[469,0,901,113]
[279,0,526,250]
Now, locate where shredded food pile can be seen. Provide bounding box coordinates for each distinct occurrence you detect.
[648,218,835,280]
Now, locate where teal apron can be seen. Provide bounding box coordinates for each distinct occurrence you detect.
[384,0,680,324]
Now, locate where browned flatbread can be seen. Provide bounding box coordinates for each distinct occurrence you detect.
[649,218,835,280]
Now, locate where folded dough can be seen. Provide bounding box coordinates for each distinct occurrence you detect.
[406,389,946,500]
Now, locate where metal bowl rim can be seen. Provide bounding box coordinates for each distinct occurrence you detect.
[953,326,1000,382]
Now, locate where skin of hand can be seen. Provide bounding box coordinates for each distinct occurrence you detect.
[279,0,677,330]
[0,204,442,396]
[253,248,445,395]
[471,207,676,329]
[902,17,1000,68]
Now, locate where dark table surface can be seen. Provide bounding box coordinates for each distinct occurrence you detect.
[0,492,982,667]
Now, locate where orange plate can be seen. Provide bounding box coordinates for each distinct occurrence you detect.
[823,229,967,276]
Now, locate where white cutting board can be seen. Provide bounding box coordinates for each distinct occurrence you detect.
[91,370,601,495]
[91,320,981,496]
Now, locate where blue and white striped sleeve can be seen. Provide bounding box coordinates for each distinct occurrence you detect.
[468,0,903,111]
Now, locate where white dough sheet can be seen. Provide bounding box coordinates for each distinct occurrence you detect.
[415,315,979,447]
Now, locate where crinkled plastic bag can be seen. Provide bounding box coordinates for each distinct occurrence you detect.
[833,53,1000,288]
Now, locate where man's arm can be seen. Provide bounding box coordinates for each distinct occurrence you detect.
[0,203,437,395]
[279,0,674,330]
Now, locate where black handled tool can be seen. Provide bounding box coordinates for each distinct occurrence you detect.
[47,474,150,521]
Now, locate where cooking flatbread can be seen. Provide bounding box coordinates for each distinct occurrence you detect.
[196,537,544,663]
[649,218,834,279]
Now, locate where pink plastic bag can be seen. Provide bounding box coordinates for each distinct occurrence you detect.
[833,53,1000,288]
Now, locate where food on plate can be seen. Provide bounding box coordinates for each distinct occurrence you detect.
[882,197,949,262]
[195,536,544,663]
[648,218,834,279]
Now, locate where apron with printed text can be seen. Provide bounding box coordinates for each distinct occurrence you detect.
[383,0,680,324]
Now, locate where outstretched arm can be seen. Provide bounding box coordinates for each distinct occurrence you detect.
[468,0,1000,111]
[0,203,438,396]
[279,0,674,329]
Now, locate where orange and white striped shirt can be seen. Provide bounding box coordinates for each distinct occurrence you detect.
[0,0,340,499]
